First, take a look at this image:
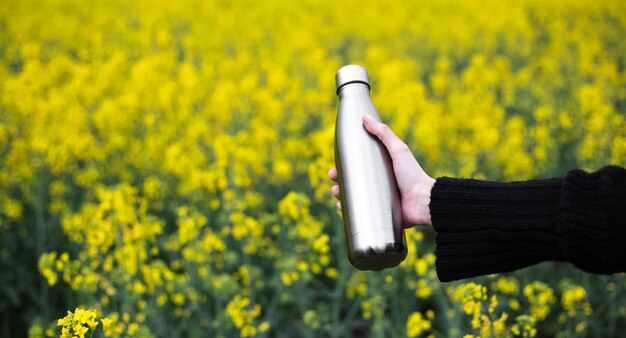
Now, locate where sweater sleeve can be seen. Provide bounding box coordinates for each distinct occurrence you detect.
[430,165,626,282]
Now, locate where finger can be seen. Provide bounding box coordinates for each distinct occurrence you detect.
[328,168,338,181]
[336,201,342,211]
[362,114,410,157]
[331,184,340,199]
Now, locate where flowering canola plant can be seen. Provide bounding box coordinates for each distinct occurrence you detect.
[1,0,625,337]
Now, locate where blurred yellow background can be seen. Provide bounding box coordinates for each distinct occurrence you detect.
[1,0,625,337]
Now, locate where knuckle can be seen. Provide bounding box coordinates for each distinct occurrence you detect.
[380,123,391,134]
[391,143,410,156]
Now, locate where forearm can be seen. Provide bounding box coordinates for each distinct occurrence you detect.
[429,166,626,282]
[430,176,564,282]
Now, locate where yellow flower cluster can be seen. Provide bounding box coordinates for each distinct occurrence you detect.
[558,281,593,333]
[510,315,538,338]
[226,294,269,337]
[406,310,434,337]
[57,308,111,338]
[95,312,142,338]
[448,281,537,338]
[523,281,556,322]
[560,284,592,318]
[449,283,489,329]
[491,277,519,296]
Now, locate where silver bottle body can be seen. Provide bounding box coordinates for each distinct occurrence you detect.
[334,81,406,271]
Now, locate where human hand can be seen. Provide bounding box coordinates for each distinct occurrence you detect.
[329,114,436,227]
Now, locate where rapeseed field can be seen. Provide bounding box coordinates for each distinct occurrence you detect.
[1,0,625,337]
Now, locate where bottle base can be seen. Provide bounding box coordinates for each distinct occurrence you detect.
[348,241,407,271]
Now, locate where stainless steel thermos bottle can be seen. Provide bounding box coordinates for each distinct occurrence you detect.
[334,65,407,271]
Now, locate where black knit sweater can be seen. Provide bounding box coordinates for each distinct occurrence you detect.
[430,165,626,282]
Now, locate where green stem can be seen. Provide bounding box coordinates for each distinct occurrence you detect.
[433,283,456,335]
[330,214,349,338]
[35,166,50,320]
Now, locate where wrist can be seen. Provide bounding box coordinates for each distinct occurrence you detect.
[405,176,435,226]
[421,177,436,226]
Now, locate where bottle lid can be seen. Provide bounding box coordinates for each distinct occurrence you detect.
[336,65,370,94]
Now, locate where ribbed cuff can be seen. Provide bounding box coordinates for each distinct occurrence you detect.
[559,166,626,274]
[430,177,564,282]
